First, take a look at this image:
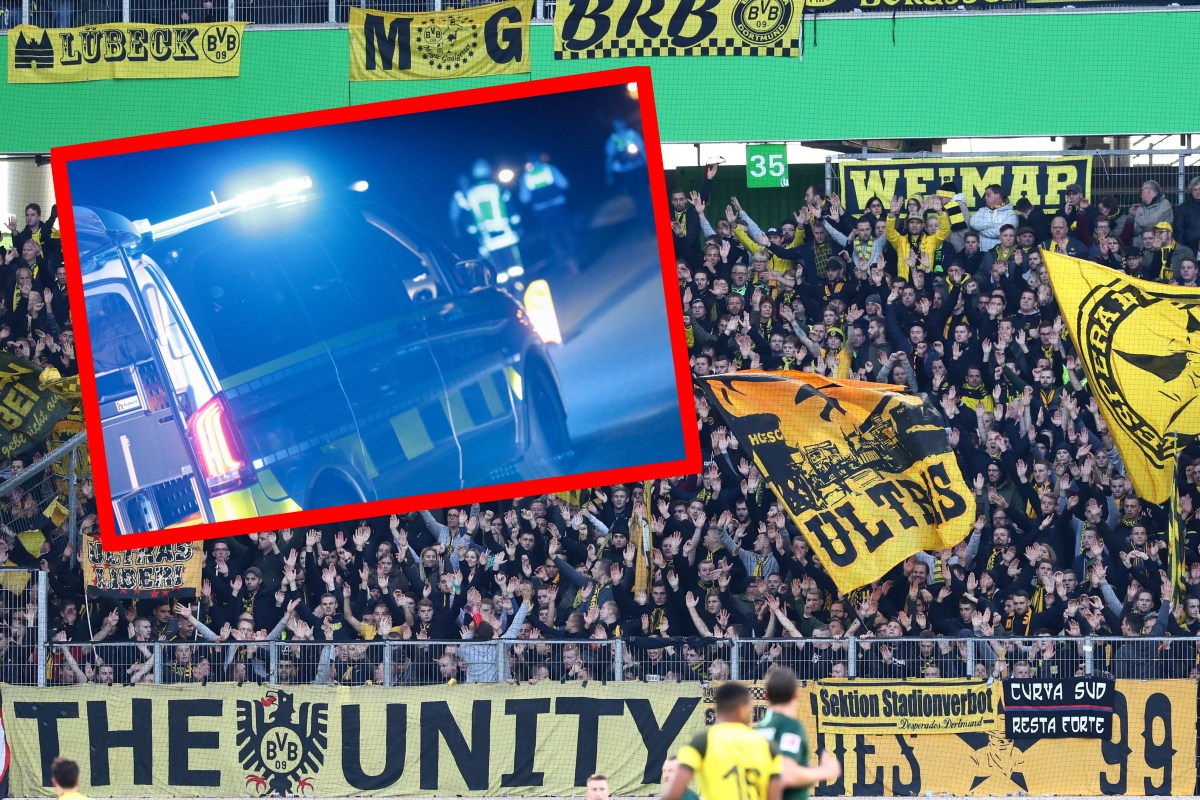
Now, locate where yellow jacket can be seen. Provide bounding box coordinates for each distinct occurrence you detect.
[885,211,950,281]
[733,225,794,275]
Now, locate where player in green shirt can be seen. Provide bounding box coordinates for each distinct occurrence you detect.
[755,668,842,800]
[661,756,701,800]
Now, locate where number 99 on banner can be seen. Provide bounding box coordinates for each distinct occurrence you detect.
[746,143,789,189]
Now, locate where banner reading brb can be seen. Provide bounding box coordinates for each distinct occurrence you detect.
[350,2,533,81]
[554,0,802,59]
[7,22,244,83]
[816,679,1001,735]
[698,371,975,594]
[1044,250,1200,505]
[837,155,1092,215]
[2,683,704,798]
[81,534,203,599]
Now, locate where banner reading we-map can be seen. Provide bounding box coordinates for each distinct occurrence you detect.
[7,22,245,83]
[555,0,803,59]
[837,154,1092,215]
[350,2,533,81]
[2,683,704,798]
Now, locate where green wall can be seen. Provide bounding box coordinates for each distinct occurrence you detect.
[6,11,1198,152]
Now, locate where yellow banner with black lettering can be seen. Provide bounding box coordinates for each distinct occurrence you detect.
[81,534,203,600]
[7,22,245,83]
[815,678,1002,735]
[350,2,533,81]
[713,679,1196,796]
[837,155,1092,215]
[1044,249,1198,505]
[554,0,803,59]
[2,683,704,797]
[698,371,975,594]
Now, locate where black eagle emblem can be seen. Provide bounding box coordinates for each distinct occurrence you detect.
[236,690,328,796]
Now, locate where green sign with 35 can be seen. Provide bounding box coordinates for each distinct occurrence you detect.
[746,143,789,189]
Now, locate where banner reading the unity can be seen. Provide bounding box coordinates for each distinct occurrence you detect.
[698,371,975,593]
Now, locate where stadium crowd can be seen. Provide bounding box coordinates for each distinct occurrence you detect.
[2,170,1200,690]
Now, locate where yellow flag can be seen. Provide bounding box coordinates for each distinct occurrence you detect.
[1043,249,1200,505]
[698,371,975,594]
[349,3,533,82]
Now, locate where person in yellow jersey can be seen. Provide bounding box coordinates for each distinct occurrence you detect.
[662,682,783,800]
[51,757,87,800]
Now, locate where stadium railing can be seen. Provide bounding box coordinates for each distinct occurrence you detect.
[19,635,1200,686]
[3,0,1183,29]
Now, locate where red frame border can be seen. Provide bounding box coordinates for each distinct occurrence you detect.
[50,67,700,552]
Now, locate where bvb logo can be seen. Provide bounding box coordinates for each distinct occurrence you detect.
[237,690,328,797]
[200,24,241,63]
[731,0,793,46]
[415,16,480,72]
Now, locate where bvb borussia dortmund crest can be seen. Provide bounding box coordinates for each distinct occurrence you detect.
[415,16,480,72]
[237,690,328,796]
[1045,249,1200,504]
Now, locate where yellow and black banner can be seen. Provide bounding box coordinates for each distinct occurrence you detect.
[2,683,704,797]
[698,371,975,594]
[815,679,1001,735]
[837,155,1092,215]
[0,355,78,459]
[554,0,803,59]
[712,679,1196,796]
[1045,250,1200,505]
[81,534,203,600]
[350,2,533,81]
[7,22,245,83]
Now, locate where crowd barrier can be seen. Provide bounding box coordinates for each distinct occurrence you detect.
[18,636,1200,686]
[1,679,1194,797]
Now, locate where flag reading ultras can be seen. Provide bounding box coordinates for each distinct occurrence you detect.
[698,371,974,594]
[1043,249,1199,505]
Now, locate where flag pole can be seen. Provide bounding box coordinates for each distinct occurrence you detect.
[1171,430,1185,608]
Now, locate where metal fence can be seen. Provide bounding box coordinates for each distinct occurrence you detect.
[826,149,1199,209]
[4,0,1190,28]
[15,635,1200,686]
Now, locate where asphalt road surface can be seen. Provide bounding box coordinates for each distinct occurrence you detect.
[504,195,690,484]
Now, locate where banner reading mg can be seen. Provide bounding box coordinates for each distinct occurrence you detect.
[350,2,533,81]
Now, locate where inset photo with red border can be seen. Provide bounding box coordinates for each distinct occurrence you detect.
[51,67,698,551]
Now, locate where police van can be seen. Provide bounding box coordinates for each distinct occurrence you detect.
[75,177,570,534]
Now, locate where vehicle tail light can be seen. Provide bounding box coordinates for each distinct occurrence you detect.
[187,395,254,496]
